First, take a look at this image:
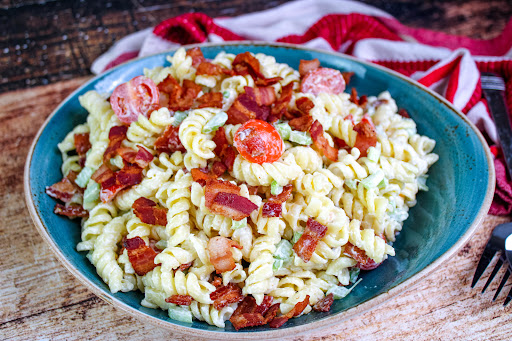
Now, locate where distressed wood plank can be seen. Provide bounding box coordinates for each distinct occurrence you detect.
[1,0,511,92]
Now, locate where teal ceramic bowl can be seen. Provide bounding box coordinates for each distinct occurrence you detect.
[25,42,494,339]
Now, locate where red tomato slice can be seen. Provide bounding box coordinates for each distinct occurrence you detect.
[300,67,346,95]
[111,76,160,125]
[234,119,283,164]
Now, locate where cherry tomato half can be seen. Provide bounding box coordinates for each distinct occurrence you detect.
[300,67,346,95]
[110,76,160,125]
[234,119,283,164]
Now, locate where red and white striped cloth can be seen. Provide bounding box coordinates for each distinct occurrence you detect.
[92,0,512,215]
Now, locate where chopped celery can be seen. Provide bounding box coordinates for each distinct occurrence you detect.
[83,180,100,209]
[345,179,358,190]
[377,177,388,189]
[417,175,429,191]
[168,306,193,323]
[271,180,283,196]
[275,122,291,140]
[232,218,247,230]
[155,240,167,250]
[202,111,228,133]
[366,147,380,162]
[172,111,189,127]
[273,259,285,272]
[349,267,360,284]
[292,231,303,244]
[289,130,312,145]
[327,278,362,299]
[361,170,384,189]
[75,167,93,188]
[274,240,293,260]
[222,90,230,99]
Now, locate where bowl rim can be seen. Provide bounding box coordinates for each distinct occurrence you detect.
[24,41,495,339]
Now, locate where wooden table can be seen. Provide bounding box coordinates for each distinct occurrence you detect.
[2,1,512,340]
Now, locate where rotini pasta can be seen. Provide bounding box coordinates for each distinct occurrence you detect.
[50,48,438,330]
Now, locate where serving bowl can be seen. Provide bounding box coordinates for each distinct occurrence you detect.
[24,42,494,339]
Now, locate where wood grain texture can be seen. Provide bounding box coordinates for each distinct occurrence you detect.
[1,0,511,92]
[1,78,512,340]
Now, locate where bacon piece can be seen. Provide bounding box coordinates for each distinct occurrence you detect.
[197,92,223,108]
[46,174,80,203]
[74,133,91,158]
[255,76,283,87]
[158,75,182,102]
[269,296,310,328]
[91,164,116,186]
[288,115,313,132]
[165,294,193,305]
[254,296,274,315]
[212,127,239,171]
[333,137,350,150]
[124,236,160,276]
[226,92,270,124]
[293,218,328,262]
[299,59,320,77]
[213,192,258,220]
[247,186,259,195]
[268,184,293,204]
[182,80,202,100]
[155,125,186,154]
[115,146,154,169]
[196,61,233,77]
[232,52,265,79]
[54,203,88,218]
[244,86,276,106]
[295,97,315,116]
[262,202,282,218]
[263,303,280,323]
[343,242,381,270]
[271,83,294,120]
[178,261,193,272]
[207,236,242,274]
[350,88,358,104]
[398,108,410,118]
[359,95,368,108]
[116,162,143,186]
[186,47,206,67]
[353,114,378,157]
[211,161,228,177]
[210,283,244,310]
[310,120,338,162]
[342,72,355,86]
[313,293,334,312]
[103,126,128,164]
[210,276,223,288]
[204,179,240,210]
[191,167,211,186]
[232,296,258,316]
[230,313,265,331]
[132,197,168,226]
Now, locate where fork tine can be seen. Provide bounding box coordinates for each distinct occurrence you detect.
[493,267,511,301]
[472,244,499,287]
[504,282,512,306]
[482,257,503,293]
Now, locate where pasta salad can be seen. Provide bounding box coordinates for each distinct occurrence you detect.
[46,47,438,330]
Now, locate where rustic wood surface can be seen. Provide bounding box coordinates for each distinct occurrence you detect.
[2,1,512,340]
[1,0,511,93]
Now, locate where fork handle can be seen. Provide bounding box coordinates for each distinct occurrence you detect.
[482,76,512,180]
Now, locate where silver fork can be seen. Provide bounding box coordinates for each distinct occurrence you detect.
[472,72,512,304]
[472,223,512,305]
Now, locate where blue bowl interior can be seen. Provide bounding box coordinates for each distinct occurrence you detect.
[30,44,490,333]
